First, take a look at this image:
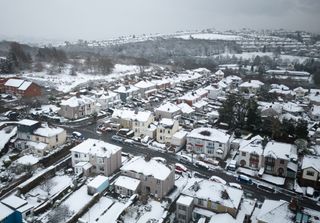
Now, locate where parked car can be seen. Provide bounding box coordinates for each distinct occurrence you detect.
[236,174,253,184]
[229,182,242,189]
[195,160,209,170]
[257,184,276,193]
[72,131,84,140]
[178,155,192,164]
[175,163,188,173]
[306,186,315,197]
[111,135,124,143]
[209,176,227,185]
[227,160,237,171]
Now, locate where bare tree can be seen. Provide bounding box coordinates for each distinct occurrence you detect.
[47,205,71,223]
[40,176,57,198]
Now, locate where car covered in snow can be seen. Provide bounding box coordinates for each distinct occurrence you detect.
[209,175,227,185]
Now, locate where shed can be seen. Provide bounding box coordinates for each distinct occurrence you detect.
[87,175,109,195]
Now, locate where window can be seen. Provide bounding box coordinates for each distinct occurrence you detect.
[306,171,315,176]
[168,130,171,134]
[219,143,222,147]
[179,205,187,211]
[198,199,203,205]
[156,179,161,184]
[280,159,285,164]
[160,129,163,133]
[241,152,246,156]
[178,214,186,220]
[99,166,104,171]
[56,135,59,142]
[74,153,79,158]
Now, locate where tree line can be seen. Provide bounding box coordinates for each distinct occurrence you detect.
[218,94,309,142]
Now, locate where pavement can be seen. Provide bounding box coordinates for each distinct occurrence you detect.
[62,122,320,212]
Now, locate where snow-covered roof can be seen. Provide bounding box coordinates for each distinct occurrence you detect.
[114,175,141,191]
[176,195,194,206]
[215,70,224,75]
[311,105,320,116]
[259,102,283,114]
[282,102,303,113]
[4,79,24,87]
[134,80,156,89]
[1,194,27,209]
[114,85,139,93]
[18,81,32,91]
[98,91,118,100]
[239,135,264,155]
[87,175,108,189]
[302,156,320,172]
[193,68,211,73]
[177,103,195,114]
[270,84,289,91]
[264,141,297,161]
[16,154,39,165]
[188,128,230,144]
[18,119,39,126]
[269,89,293,95]
[293,86,308,93]
[112,109,153,123]
[0,203,14,221]
[61,95,95,107]
[266,69,310,76]
[26,141,48,150]
[257,200,293,223]
[159,118,175,128]
[155,102,181,113]
[33,123,65,137]
[182,179,243,209]
[71,138,122,158]
[121,156,173,180]
[239,80,264,88]
[178,88,208,101]
[193,100,208,108]
[172,131,188,140]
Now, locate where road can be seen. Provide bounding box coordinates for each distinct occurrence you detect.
[62,123,320,212]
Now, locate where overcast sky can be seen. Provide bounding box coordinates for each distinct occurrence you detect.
[1,0,320,41]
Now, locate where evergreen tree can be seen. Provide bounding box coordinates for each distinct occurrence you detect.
[295,120,308,139]
[246,99,261,131]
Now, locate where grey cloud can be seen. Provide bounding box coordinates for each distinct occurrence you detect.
[0,0,319,41]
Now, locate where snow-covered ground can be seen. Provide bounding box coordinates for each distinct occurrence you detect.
[80,196,114,223]
[95,200,126,223]
[122,200,166,223]
[26,173,73,208]
[219,52,310,63]
[62,184,92,214]
[177,33,242,41]
[0,126,17,151]
[12,64,141,93]
[29,105,61,115]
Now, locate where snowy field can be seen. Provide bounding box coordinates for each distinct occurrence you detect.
[12,64,141,93]
[219,52,310,63]
[177,33,242,41]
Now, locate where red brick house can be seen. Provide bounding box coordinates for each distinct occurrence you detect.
[0,78,7,93]
[4,78,41,97]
